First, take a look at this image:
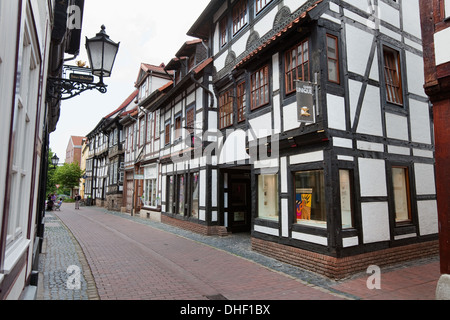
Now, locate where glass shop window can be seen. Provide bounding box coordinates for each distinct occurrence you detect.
[257,174,279,221]
[295,170,326,228]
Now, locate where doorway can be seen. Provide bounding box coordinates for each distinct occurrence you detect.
[223,169,251,233]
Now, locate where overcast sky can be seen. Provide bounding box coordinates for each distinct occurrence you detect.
[50,0,210,162]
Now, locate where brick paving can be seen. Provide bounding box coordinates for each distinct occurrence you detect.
[37,204,441,302]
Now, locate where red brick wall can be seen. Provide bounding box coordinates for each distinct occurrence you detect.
[252,237,439,280]
[161,215,228,237]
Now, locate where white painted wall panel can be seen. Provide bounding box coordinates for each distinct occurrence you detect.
[281,199,289,237]
[417,200,439,236]
[410,99,432,144]
[402,0,422,39]
[253,6,278,39]
[284,0,308,13]
[414,163,436,195]
[359,158,387,197]
[290,151,324,165]
[386,113,409,141]
[356,85,383,137]
[292,232,328,246]
[327,94,346,131]
[361,202,390,244]
[346,25,374,76]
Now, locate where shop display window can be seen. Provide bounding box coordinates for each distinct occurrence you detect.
[257,174,279,221]
[294,170,326,228]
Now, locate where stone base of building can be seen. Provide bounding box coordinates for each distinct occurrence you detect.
[106,194,123,212]
[252,237,439,280]
[139,209,162,222]
[161,215,229,237]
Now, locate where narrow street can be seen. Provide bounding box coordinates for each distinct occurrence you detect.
[37,204,349,301]
[37,204,441,305]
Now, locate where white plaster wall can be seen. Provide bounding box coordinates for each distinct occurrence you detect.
[290,151,324,165]
[417,200,439,236]
[386,113,409,141]
[359,158,387,197]
[343,237,359,248]
[406,51,426,97]
[345,24,374,76]
[253,6,278,37]
[379,1,400,28]
[249,112,272,141]
[434,28,450,66]
[200,169,206,208]
[356,85,383,137]
[402,0,422,39]
[254,225,279,237]
[292,232,328,246]
[343,0,369,12]
[348,79,362,127]
[361,202,390,244]
[414,163,436,196]
[283,101,299,131]
[231,29,249,57]
[219,129,249,164]
[327,94,346,131]
[409,99,432,145]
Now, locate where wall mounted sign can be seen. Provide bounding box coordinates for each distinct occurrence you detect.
[70,73,94,83]
[296,80,316,124]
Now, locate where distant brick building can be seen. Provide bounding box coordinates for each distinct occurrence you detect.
[65,136,86,166]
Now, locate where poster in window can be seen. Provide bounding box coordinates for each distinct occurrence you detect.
[296,188,312,222]
[296,81,316,124]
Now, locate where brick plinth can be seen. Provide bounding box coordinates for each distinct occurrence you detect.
[252,237,439,280]
[161,215,228,237]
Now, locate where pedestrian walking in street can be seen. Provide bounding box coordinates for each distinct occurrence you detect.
[75,193,81,210]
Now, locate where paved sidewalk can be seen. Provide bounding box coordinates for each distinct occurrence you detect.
[37,204,441,301]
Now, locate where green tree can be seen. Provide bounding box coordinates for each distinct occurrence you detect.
[53,162,84,197]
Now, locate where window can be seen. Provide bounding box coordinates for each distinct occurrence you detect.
[139,117,145,146]
[237,81,246,122]
[383,46,403,105]
[257,175,279,221]
[327,34,339,84]
[144,178,158,208]
[178,175,186,216]
[174,114,182,140]
[190,172,199,218]
[155,110,160,139]
[164,120,171,146]
[186,105,195,134]
[285,40,310,94]
[339,170,354,229]
[147,112,153,142]
[233,0,247,35]
[220,16,228,47]
[391,167,412,225]
[251,65,269,110]
[255,0,273,14]
[219,89,234,129]
[167,175,174,213]
[295,170,326,228]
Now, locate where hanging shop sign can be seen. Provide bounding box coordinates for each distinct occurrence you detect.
[296,80,316,124]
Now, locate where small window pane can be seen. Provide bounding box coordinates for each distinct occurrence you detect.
[392,167,411,224]
[339,170,353,229]
[258,175,279,221]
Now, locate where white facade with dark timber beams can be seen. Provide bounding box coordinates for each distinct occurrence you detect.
[186,0,438,279]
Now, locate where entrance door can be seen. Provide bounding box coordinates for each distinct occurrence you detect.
[228,173,251,233]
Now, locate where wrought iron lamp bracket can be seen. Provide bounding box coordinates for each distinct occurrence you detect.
[47,76,107,101]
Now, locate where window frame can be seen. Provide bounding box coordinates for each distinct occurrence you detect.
[250,64,270,110]
[255,0,273,15]
[237,81,246,123]
[326,34,340,84]
[383,45,404,106]
[164,120,171,146]
[174,113,182,141]
[285,39,310,95]
[390,166,413,226]
[232,0,248,36]
[219,88,234,129]
[220,16,228,47]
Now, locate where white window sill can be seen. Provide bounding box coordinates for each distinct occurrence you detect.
[2,239,31,275]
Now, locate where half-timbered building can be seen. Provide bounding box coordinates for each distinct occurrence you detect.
[185,0,438,279]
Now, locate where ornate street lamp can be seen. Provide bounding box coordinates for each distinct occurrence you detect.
[51,154,60,169]
[85,25,120,84]
[47,25,120,101]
